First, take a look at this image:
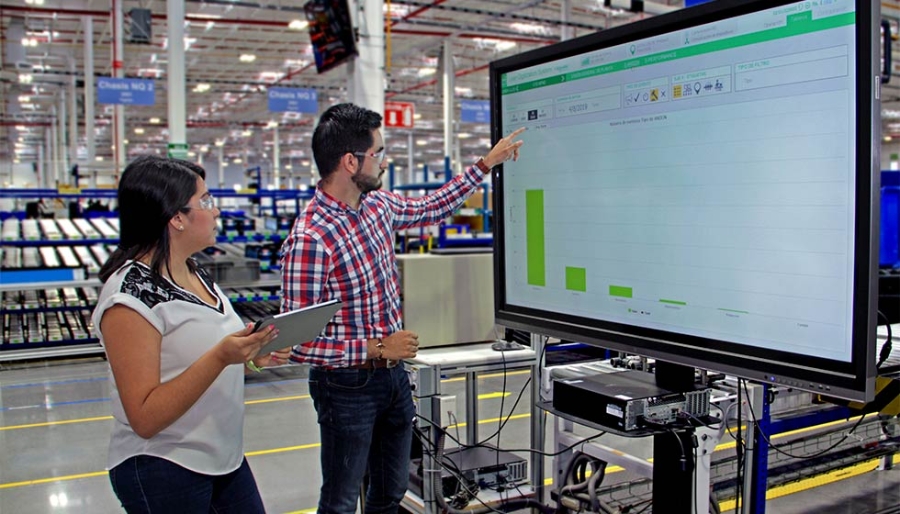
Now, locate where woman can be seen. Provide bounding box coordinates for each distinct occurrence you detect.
[93,155,284,513]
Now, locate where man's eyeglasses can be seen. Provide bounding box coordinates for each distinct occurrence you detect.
[183,194,216,211]
[353,148,386,163]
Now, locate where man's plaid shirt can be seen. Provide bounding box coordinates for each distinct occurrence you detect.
[280,165,487,368]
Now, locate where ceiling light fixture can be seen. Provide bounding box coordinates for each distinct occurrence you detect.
[288,20,309,30]
[239,54,256,63]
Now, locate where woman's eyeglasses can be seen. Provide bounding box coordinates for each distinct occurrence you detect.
[183,194,216,211]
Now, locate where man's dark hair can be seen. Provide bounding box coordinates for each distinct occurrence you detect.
[312,103,382,181]
[98,155,205,283]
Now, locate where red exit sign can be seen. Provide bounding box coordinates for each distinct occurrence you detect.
[384,101,415,128]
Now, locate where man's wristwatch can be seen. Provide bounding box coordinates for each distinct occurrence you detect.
[375,338,386,360]
[475,157,491,175]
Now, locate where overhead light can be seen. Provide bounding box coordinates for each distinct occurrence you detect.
[200,145,209,152]
[193,83,211,93]
[21,37,38,47]
[18,74,33,84]
[233,158,243,164]
[188,151,197,157]
[239,54,256,63]
[509,22,548,35]
[259,71,284,82]
[418,68,436,77]
[885,136,893,142]
[96,156,104,161]
[285,164,293,170]
[416,140,427,146]
[215,140,225,147]
[123,139,129,144]
[414,113,422,120]
[242,130,253,137]
[266,121,278,129]
[288,20,309,30]
[496,41,517,51]
[458,133,471,139]
[149,117,161,124]
[134,128,145,134]
[13,158,21,164]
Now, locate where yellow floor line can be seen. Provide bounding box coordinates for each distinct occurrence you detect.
[0,410,527,490]
[245,394,310,405]
[714,413,875,452]
[477,392,512,400]
[0,371,524,431]
[0,383,517,432]
[717,453,900,511]
[0,415,113,431]
[246,442,321,457]
[442,370,530,383]
[0,471,109,490]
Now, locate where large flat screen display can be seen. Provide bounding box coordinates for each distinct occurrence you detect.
[491,0,880,401]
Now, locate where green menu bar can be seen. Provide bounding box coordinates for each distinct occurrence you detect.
[609,285,633,298]
[526,190,545,286]
[566,267,587,292]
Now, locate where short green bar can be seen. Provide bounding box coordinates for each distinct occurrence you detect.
[718,308,750,314]
[565,267,587,292]
[659,299,686,306]
[526,190,545,286]
[609,285,632,298]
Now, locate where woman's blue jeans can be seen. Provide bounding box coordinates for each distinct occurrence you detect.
[309,364,416,514]
[109,455,265,513]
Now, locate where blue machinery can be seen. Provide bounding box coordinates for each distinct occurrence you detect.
[387,157,493,251]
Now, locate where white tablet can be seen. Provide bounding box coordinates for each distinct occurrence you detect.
[252,299,342,355]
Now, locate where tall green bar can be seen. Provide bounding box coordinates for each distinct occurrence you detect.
[526,190,545,286]
[566,267,587,292]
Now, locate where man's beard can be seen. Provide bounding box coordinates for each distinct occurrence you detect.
[352,170,382,194]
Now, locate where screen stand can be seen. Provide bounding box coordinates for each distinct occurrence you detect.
[651,360,696,514]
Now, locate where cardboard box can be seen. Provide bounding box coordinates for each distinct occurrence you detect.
[464,191,492,211]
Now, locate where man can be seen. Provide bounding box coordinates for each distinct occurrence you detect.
[280,102,524,514]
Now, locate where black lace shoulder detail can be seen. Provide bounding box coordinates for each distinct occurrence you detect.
[193,259,215,290]
[119,264,219,312]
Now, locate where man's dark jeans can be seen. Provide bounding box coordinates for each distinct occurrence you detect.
[309,363,415,514]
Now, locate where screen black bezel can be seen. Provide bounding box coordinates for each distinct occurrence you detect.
[490,0,879,402]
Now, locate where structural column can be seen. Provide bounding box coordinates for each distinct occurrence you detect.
[273,126,281,189]
[112,0,126,174]
[442,40,454,170]
[167,0,187,157]
[83,16,96,186]
[68,57,78,175]
[58,90,69,182]
[347,0,385,115]
[560,0,573,41]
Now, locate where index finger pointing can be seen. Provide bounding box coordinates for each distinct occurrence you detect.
[506,127,526,139]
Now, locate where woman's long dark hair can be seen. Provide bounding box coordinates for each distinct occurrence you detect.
[98,155,206,283]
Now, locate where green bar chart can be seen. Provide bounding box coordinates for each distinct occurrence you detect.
[609,285,633,298]
[565,267,587,292]
[526,190,545,286]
